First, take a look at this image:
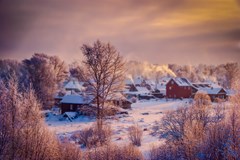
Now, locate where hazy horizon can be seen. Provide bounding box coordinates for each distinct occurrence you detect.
[0,0,240,65]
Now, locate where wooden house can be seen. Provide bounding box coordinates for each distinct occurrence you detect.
[166,78,193,99]
[60,94,93,114]
[193,83,227,101]
[107,92,132,109]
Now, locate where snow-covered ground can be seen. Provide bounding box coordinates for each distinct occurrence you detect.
[46,99,191,157]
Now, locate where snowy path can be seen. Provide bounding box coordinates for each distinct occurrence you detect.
[46,99,190,157]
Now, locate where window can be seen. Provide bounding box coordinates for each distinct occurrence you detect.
[169,86,172,90]
[70,104,73,110]
[171,81,174,85]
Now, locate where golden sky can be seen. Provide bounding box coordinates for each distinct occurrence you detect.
[0,0,240,64]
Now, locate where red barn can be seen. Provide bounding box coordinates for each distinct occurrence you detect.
[166,78,193,99]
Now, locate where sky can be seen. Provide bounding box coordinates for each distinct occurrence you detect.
[0,0,240,65]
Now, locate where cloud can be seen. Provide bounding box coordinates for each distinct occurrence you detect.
[0,0,239,64]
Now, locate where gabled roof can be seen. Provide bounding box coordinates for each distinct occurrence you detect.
[193,82,226,95]
[106,92,131,103]
[60,95,93,104]
[155,84,166,95]
[136,86,150,93]
[134,76,143,85]
[64,80,84,91]
[125,78,134,85]
[168,77,192,86]
[197,88,226,95]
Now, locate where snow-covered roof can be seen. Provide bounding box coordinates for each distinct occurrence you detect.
[192,82,222,89]
[125,78,134,85]
[193,82,226,95]
[197,88,226,95]
[159,77,172,84]
[170,78,192,86]
[155,84,166,95]
[134,77,143,85]
[136,86,150,93]
[123,86,150,95]
[60,95,93,104]
[145,79,155,85]
[64,80,84,91]
[106,92,131,102]
[156,84,166,90]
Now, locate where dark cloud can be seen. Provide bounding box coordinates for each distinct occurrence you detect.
[0,0,239,64]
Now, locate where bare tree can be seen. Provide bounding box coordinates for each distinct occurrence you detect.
[81,40,125,134]
[69,61,87,81]
[128,124,143,146]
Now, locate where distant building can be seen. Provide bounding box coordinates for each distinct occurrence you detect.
[64,80,85,93]
[107,92,132,109]
[166,78,193,99]
[193,83,227,101]
[60,94,93,114]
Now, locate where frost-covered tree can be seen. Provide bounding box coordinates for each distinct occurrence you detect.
[69,61,87,81]
[224,62,239,89]
[0,78,62,159]
[81,40,125,134]
[23,53,68,109]
[0,59,29,90]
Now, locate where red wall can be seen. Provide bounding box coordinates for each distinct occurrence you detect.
[166,79,192,98]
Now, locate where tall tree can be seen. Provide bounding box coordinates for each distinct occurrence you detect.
[81,40,125,130]
[23,53,68,109]
[0,59,29,90]
[0,78,60,160]
[224,62,239,89]
[69,61,87,81]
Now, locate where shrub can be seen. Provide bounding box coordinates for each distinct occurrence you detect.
[72,122,112,148]
[128,124,143,146]
[84,143,143,160]
[149,144,180,160]
[59,142,82,160]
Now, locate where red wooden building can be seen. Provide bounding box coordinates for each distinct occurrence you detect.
[166,78,193,99]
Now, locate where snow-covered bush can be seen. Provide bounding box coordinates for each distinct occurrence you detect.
[59,141,82,160]
[149,145,180,160]
[84,143,143,160]
[73,122,112,148]
[128,124,143,146]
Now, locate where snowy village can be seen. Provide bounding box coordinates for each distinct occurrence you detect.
[1,0,240,160]
[53,76,229,117]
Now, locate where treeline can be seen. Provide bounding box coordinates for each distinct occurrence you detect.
[126,61,240,89]
[0,53,68,109]
[1,54,239,110]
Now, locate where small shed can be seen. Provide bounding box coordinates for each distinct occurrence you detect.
[196,88,227,101]
[60,94,93,114]
[107,92,132,109]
